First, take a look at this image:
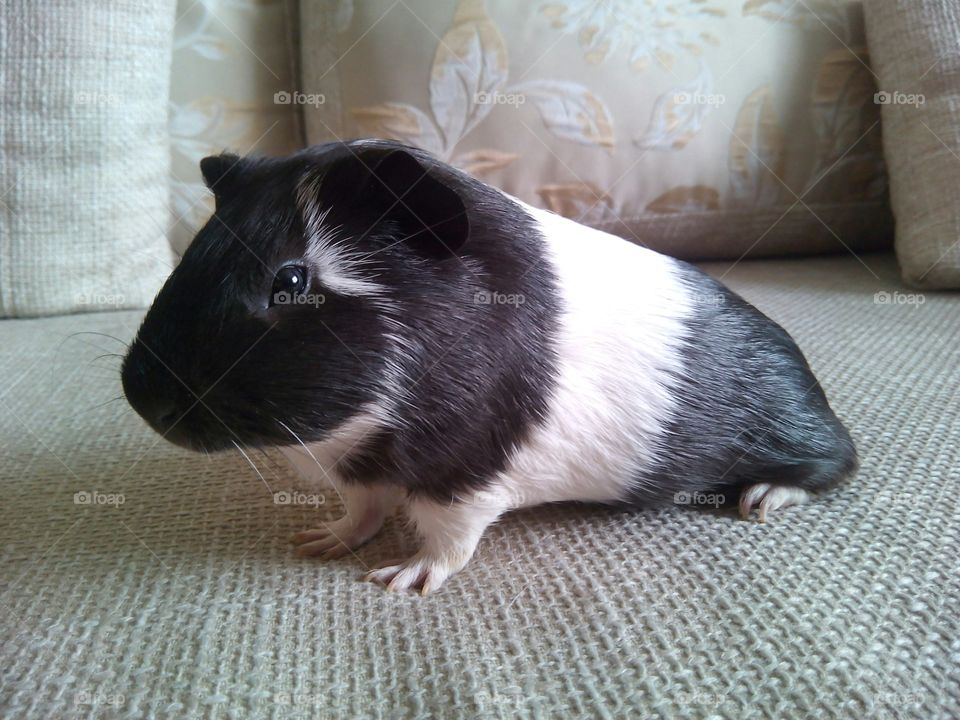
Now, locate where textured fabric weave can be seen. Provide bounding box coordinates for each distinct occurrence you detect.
[864,0,960,289]
[0,255,957,719]
[0,1,176,317]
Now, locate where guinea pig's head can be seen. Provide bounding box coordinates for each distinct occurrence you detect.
[121,141,469,451]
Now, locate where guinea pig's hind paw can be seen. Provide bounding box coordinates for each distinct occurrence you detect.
[364,553,461,595]
[738,484,812,523]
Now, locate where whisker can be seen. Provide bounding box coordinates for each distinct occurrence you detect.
[276,419,349,519]
[231,439,274,495]
[82,356,125,376]
[58,331,130,357]
[66,330,130,346]
[255,447,287,483]
[59,395,127,423]
[50,333,130,373]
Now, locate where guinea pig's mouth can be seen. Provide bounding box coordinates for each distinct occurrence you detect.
[122,342,280,452]
[129,399,236,453]
[155,411,234,453]
[139,403,288,454]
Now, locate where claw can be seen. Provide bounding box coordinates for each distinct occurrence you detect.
[364,553,458,594]
[739,483,771,519]
[740,484,812,522]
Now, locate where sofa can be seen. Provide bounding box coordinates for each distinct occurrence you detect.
[1,2,957,719]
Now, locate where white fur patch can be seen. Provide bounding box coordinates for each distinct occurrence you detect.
[279,403,387,485]
[494,202,694,507]
[290,482,404,559]
[297,180,386,299]
[365,492,504,594]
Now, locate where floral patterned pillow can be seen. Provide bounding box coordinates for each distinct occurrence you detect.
[299,0,893,260]
[169,0,303,255]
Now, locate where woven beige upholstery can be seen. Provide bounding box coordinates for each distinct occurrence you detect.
[865,1,960,288]
[0,254,957,718]
[0,1,177,318]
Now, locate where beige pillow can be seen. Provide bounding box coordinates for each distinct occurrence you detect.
[0,1,177,318]
[300,0,892,260]
[865,1,960,289]
[169,0,303,255]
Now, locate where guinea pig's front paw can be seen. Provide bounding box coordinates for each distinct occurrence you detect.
[290,515,381,560]
[738,483,813,523]
[364,550,469,595]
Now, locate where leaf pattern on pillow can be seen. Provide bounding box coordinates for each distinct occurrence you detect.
[512,80,614,149]
[168,0,890,244]
[539,0,725,69]
[333,0,353,32]
[429,0,508,150]
[744,0,850,39]
[351,103,443,156]
[537,182,616,223]
[168,0,302,253]
[728,86,787,206]
[646,186,721,214]
[169,98,253,246]
[345,0,616,180]
[805,48,886,202]
[635,60,717,150]
[452,149,520,175]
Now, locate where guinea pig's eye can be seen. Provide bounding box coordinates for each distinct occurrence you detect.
[271,265,307,306]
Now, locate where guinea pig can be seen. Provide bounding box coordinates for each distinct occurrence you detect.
[121,139,857,594]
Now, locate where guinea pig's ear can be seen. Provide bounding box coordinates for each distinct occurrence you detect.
[365,149,469,257]
[199,153,241,198]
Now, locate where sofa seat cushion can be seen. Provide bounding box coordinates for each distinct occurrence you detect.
[0,254,956,718]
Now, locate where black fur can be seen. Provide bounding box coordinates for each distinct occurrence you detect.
[631,261,858,503]
[123,139,855,508]
[122,140,561,501]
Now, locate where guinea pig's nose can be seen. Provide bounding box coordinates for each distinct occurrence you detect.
[121,343,191,437]
[150,401,181,434]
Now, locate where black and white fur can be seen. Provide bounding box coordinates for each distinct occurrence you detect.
[122,140,857,593]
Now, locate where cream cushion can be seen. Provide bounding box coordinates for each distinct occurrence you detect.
[168,0,303,255]
[300,0,892,260]
[1,255,957,718]
[865,1,960,289]
[0,1,177,317]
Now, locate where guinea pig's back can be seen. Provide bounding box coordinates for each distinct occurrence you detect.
[497,201,856,508]
[495,203,695,506]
